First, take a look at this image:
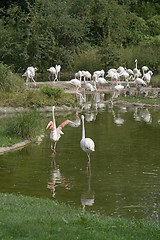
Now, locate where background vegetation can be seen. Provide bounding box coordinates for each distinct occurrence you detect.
[0,0,159,75]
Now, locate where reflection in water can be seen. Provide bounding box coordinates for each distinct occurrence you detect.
[141,108,152,123]
[47,155,71,198]
[0,100,160,223]
[111,108,125,126]
[133,107,152,123]
[81,175,95,210]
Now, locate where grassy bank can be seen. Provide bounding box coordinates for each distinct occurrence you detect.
[117,95,160,106]
[0,85,75,108]
[0,110,44,147]
[0,193,159,240]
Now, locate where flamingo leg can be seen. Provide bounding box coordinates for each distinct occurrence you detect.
[87,153,91,176]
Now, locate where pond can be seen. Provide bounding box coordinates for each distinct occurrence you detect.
[0,101,160,223]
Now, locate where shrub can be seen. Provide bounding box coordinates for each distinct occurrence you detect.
[70,48,102,73]
[0,63,24,92]
[4,110,43,140]
[40,85,64,99]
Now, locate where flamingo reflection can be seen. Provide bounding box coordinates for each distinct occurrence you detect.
[133,107,152,123]
[47,155,71,198]
[81,175,95,210]
[112,108,125,126]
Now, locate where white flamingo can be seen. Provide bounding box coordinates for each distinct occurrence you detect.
[142,65,149,75]
[134,77,147,86]
[80,115,95,168]
[142,70,153,86]
[22,66,37,86]
[55,65,61,81]
[47,67,57,81]
[46,106,79,153]
[112,84,124,99]
[93,70,105,78]
[82,71,92,82]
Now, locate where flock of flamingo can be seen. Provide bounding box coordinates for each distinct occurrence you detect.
[22,60,154,169]
[22,59,153,102]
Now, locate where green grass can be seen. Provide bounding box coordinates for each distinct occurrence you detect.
[0,193,159,240]
[151,75,160,88]
[0,135,21,147]
[0,86,75,108]
[0,110,44,147]
[117,94,160,105]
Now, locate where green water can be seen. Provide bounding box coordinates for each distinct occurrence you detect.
[0,104,160,223]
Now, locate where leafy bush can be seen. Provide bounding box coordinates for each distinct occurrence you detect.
[4,110,43,140]
[0,63,24,92]
[40,85,64,99]
[70,48,102,73]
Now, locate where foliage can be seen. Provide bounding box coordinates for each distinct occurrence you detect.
[3,110,43,140]
[0,0,159,73]
[40,85,64,99]
[0,86,75,108]
[116,36,160,74]
[0,193,159,240]
[0,63,24,92]
[70,48,102,73]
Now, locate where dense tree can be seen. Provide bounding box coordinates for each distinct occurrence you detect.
[0,0,159,73]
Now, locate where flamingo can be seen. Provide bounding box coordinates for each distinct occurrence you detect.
[112,84,124,99]
[134,77,147,86]
[142,65,149,75]
[93,70,105,78]
[55,65,61,81]
[47,67,57,81]
[133,59,142,78]
[80,115,95,168]
[142,70,153,86]
[46,106,79,153]
[82,71,92,82]
[22,66,37,86]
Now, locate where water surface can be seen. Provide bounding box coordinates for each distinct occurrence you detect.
[0,103,160,223]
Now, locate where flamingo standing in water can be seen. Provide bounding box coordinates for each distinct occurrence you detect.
[46,106,78,153]
[80,115,95,171]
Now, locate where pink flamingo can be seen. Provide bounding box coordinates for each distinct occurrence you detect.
[46,106,78,153]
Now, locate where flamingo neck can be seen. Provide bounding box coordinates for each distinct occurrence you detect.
[50,122,55,131]
[52,107,56,129]
[82,118,85,139]
[135,59,138,69]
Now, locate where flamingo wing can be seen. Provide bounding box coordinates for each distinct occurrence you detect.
[58,120,79,128]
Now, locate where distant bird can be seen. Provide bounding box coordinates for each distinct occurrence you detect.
[142,71,153,86]
[82,71,92,82]
[55,65,61,81]
[46,106,79,153]
[94,76,107,89]
[75,70,83,83]
[134,77,147,86]
[22,66,37,86]
[93,70,105,78]
[142,66,149,75]
[85,82,97,92]
[70,79,81,90]
[80,115,95,167]
[112,84,124,99]
[133,59,142,78]
[70,79,81,100]
[47,67,57,81]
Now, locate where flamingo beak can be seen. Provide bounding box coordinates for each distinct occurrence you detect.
[46,122,51,129]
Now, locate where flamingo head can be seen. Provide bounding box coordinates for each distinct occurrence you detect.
[46,121,54,130]
[81,115,84,121]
